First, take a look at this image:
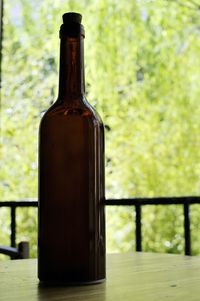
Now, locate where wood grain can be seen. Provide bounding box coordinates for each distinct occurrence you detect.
[1,253,200,301]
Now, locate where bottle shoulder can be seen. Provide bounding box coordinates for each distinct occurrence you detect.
[40,96,103,127]
[82,97,104,125]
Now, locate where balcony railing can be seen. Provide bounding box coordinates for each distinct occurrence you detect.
[0,196,200,256]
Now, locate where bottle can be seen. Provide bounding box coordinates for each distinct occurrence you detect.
[38,12,105,284]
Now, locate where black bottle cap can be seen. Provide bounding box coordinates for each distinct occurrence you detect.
[62,12,82,24]
[60,12,84,38]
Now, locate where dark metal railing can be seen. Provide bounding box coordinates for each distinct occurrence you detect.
[0,200,38,248]
[105,196,200,255]
[1,196,200,255]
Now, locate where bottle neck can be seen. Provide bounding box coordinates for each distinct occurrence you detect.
[58,35,85,101]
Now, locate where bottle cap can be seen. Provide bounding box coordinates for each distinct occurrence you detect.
[60,12,84,38]
[62,12,82,24]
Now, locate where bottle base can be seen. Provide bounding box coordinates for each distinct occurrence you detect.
[38,278,106,286]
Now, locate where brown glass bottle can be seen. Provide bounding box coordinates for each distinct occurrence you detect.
[38,13,105,283]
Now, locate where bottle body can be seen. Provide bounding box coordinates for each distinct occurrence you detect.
[38,98,105,283]
[38,13,105,283]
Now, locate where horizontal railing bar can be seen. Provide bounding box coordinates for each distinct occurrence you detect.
[105,196,200,206]
[0,201,38,207]
[1,196,200,208]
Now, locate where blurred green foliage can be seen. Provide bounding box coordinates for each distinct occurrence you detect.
[1,0,200,257]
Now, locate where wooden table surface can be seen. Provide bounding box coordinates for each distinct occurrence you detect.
[1,252,200,301]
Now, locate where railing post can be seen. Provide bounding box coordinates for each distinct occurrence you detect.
[183,203,191,256]
[135,204,142,252]
[10,206,16,248]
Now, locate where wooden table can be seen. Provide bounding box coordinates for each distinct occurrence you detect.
[1,253,200,301]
